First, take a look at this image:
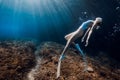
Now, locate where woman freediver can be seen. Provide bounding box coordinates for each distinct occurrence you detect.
[57,17,102,78]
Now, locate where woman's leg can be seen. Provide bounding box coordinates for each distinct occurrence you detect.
[64,32,75,40]
[57,34,77,78]
[56,38,73,78]
[73,43,88,71]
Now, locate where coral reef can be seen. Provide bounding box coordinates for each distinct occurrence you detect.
[0,40,36,80]
[29,42,120,80]
[0,41,119,80]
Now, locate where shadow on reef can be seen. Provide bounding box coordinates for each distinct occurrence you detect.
[0,40,119,80]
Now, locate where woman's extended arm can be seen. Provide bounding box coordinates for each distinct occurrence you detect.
[85,29,92,46]
[81,27,91,42]
[85,21,97,46]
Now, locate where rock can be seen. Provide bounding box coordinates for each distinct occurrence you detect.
[0,40,36,80]
[86,66,94,72]
[0,41,119,80]
[27,42,120,80]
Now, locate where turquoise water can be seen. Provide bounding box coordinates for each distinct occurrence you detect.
[0,0,75,39]
[0,0,120,60]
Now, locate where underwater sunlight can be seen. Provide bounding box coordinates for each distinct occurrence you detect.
[0,0,120,79]
[0,0,76,40]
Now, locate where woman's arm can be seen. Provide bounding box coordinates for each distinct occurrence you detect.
[85,29,92,46]
[85,21,97,46]
[81,27,91,42]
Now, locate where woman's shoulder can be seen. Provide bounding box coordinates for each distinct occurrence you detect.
[82,20,94,25]
[85,20,94,23]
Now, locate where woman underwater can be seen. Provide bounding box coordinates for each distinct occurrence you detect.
[57,17,102,78]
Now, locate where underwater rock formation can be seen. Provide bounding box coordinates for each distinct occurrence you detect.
[0,40,36,80]
[0,41,119,80]
[28,42,120,80]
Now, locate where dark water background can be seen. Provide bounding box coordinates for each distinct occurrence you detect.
[0,0,120,61]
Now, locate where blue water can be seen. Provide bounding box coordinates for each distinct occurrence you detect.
[0,0,120,60]
[0,0,76,40]
[0,0,117,40]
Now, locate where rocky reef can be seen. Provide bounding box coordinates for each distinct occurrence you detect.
[0,41,119,80]
[0,40,36,80]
